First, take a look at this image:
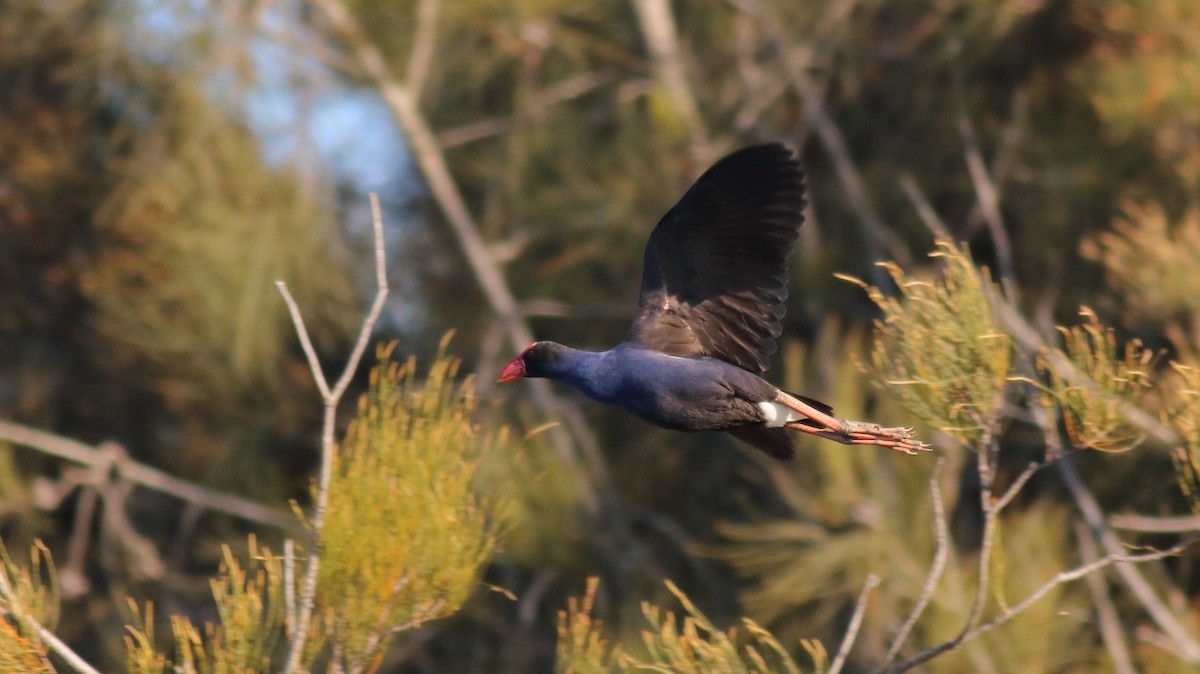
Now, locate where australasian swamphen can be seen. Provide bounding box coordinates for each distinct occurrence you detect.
[498,143,929,460]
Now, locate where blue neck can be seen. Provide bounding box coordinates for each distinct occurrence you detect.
[543,347,616,399]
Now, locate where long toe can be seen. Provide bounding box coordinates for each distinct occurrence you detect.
[846,433,933,455]
[843,422,932,455]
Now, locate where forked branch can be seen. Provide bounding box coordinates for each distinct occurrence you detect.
[884,535,1197,673]
[279,194,389,674]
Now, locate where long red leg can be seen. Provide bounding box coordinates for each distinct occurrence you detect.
[776,391,931,455]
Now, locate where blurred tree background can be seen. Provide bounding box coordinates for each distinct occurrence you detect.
[1,0,1198,671]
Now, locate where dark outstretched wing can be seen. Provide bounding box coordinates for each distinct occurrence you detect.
[624,143,806,374]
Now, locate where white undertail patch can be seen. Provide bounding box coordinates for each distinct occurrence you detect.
[756,401,804,428]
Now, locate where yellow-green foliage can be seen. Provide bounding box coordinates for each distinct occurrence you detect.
[1077,2,1200,184]
[0,620,50,673]
[124,538,284,674]
[923,506,1088,673]
[556,577,613,674]
[0,540,57,671]
[1043,308,1152,452]
[485,426,588,569]
[1166,364,1200,514]
[88,92,359,401]
[840,241,1011,443]
[556,578,822,674]
[1083,204,1200,353]
[317,342,501,667]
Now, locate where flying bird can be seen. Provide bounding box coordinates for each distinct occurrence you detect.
[498,144,929,460]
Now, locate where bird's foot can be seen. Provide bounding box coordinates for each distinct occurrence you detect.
[785,421,931,454]
[774,391,931,454]
[842,421,932,455]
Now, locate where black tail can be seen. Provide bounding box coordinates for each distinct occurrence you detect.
[729,391,835,460]
[787,390,834,416]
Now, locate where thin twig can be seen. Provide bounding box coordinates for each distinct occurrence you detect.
[1075,519,1137,674]
[61,485,98,598]
[404,0,439,101]
[0,562,102,674]
[962,421,1000,637]
[949,47,1017,301]
[898,173,952,242]
[885,535,1198,673]
[99,478,165,580]
[1058,455,1200,663]
[899,175,1180,447]
[0,420,299,532]
[630,0,714,161]
[1108,513,1200,533]
[992,460,1044,514]
[284,538,296,638]
[276,281,332,400]
[880,459,950,666]
[329,193,389,402]
[309,0,609,511]
[280,196,389,674]
[734,1,909,287]
[437,71,617,149]
[1030,397,1200,663]
[829,573,881,674]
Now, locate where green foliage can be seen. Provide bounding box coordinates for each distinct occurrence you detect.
[555,578,823,674]
[0,620,50,674]
[124,601,166,674]
[556,577,613,674]
[1042,308,1153,452]
[1083,204,1200,355]
[90,93,360,404]
[484,425,589,569]
[1077,1,1200,190]
[1166,364,1200,515]
[123,538,285,674]
[316,341,502,668]
[930,507,1087,673]
[840,241,1012,443]
[0,539,58,670]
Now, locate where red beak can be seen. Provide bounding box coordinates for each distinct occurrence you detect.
[498,357,526,383]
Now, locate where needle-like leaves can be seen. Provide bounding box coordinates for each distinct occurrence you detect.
[840,241,1012,443]
[316,341,503,669]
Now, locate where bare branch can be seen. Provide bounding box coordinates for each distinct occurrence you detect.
[437,71,617,149]
[0,558,102,674]
[1001,304,1179,446]
[901,174,1181,448]
[728,1,910,283]
[61,485,98,598]
[0,420,299,532]
[280,197,389,674]
[330,193,389,401]
[950,50,1017,300]
[885,535,1198,673]
[1058,455,1200,663]
[1108,513,1200,533]
[308,0,609,510]
[1075,519,1137,674]
[630,0,713,160]
[829,573,881,674]
[99,477,165,580]
[881,459,950,666]
[992,460,1045,514]
[405,0,439,101]
[284,538,297,638]
[276,280,332,400]
[898,173,953,242]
